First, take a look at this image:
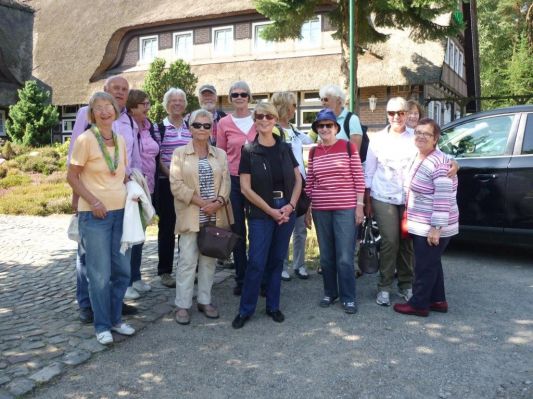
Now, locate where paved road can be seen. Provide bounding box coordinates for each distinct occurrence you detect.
[1,215,533,398]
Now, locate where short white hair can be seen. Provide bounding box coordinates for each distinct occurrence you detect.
[386,97,408,112]
[103,75,128,91]
[319,84,346,103]
[162,88,187,111]
[189,108,214,126]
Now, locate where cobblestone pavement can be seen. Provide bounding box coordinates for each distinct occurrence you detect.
[0,215,233,398]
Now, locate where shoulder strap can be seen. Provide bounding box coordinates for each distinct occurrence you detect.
[85,123,91,130]
[158,122,166,142]
[343,111,353,137]
[147,118,156,141]
[127,113,134,130]
[346,140,352,157]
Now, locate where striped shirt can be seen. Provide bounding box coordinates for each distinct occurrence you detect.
[305,140,365,210]
[198,157,216,224]
[405,150,459,238]
[153,117,192,173]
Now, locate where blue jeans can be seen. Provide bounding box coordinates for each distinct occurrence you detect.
[76,248,91,309]
[79,209,131,333]
[239,198,296,317]
[230,175,248,287]
[313,208,357,303]
[130,243,143,285]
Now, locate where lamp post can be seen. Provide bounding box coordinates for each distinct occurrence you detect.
[349,0,355,112]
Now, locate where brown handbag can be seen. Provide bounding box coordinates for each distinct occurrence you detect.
[197,199,240,259]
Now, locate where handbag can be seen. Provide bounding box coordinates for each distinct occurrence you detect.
[358,216,380,274]
[295,173,311,217]
[67,214,80,242]
[197,200,240,259]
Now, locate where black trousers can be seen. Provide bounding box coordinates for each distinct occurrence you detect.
[157,178,176,275]
[409,235,451,309]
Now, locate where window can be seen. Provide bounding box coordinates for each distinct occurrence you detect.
[445,39,451,64]
[62,119,75,133]
[439,114,515,158]
[0,110,5,136]
[174,32,193,60]
[301,91,320,103]
[457,52,464,77]
[62,105,78,117]
[521,114,533,155]
[427,101,443,125]
[253,22,274,52]
[213,26,233,56]
[299,17,321,47]
[140,35,158,63]
[300,110,320,126]
[252,94,269,104]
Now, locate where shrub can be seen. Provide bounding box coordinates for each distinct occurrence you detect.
[0,173,32,189]
[15,154,60,175]
[0,164,7,179]
[1,141,15,160]
[54,139,70,158]
[0,182,71,215]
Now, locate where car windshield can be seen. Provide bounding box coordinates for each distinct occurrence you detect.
[439,114,515,158]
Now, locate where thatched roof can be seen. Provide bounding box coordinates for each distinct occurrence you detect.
[31,0,447,105]
[0,0,33,12]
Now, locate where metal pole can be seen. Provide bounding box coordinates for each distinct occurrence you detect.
[349,0,355,112]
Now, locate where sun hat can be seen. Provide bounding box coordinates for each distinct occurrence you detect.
[311,108,341,133]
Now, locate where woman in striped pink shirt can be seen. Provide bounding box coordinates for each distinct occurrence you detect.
[305,109,365,314]
[394,118,458,317]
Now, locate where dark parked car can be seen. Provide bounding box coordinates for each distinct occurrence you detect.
[439,105,533,246]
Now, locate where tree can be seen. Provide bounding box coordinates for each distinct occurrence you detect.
[143,58,199,122]
[254,0,463,102]
[478,0,533,108]
[5,80,59,146]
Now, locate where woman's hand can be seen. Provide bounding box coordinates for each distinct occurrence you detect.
[201,199,222,216]
[305,208,313,229]
[268,208,287,224]
[355,205,364,225]
[427,227,441,246]
[447,159,459,178]
[91,200,107,219]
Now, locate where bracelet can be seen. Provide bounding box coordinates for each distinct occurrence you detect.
[288,203,295,210]
[92,201,101,208]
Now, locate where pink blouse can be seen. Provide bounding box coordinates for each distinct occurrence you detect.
[137,119,160,193]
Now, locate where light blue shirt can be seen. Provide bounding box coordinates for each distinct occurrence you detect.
[336,108,363,141]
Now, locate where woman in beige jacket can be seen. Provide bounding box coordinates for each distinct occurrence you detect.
[169,109,232,325]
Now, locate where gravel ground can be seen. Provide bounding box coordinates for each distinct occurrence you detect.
[27,242,533,399]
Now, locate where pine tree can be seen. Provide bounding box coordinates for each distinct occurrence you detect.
[5,80,59,146]
[254,0,463,101]
[143,58,199,123]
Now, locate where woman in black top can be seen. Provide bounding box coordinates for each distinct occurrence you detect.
[232,102,302,329]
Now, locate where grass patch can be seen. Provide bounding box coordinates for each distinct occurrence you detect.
[0,173,32,189]
[0,181,71,215]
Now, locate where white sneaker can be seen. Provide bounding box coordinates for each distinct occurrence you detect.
[124,287,140,300]
[399,288,413,301]
[376,291,391,306]
[281,270,291,281]
[96,331,113,345]
[295,266,309,279]
[132,280,151,292]
[111,323,135,336]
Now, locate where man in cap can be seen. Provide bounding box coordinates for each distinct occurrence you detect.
[185,84,226,145]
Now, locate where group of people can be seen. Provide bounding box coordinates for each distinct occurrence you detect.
[66,75,459,343]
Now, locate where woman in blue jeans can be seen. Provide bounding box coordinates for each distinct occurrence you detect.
[67,92,135,345]
[305,109,365,314]
[232,102,302,329]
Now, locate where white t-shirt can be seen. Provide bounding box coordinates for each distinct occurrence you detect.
[282,125,313,179]
[231,115,254,135]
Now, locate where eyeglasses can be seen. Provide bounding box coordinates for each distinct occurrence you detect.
[140,101,150,107]
[191,122,212,130]
[230,92,249,99]
[320,97,329,102]
[93,104,115,113]
[255,113,275,121]
[387,111,406,117]
[414,130,434,138]
[316,123,335,129]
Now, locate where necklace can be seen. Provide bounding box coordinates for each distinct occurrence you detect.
[320,140,337,155]
[91,126,119,175]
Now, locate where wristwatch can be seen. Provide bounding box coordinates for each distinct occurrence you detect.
[432,225,442,230]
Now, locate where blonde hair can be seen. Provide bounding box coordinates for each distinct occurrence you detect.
[87,92,120,124]
[253,102,279,120]
[271,91,296,121]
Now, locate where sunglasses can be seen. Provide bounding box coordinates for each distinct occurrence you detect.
[230,92,249,99]
[387,111,406,117]
[317,123,335,129]
[191,122,212,130]
[255,113,276,121]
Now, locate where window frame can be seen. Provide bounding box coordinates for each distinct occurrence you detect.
[139,35,158,63]
[61,118,76,133]
[252,22,274,53]
[173,31,193,61]
[298,16,322,48]
[212,26,234,56]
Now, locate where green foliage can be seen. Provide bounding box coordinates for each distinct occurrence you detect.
[0,173,32,189]
[0,181,71,216]
[1,141,15,160]
[478,0,533,109]
[143,58,199,123]
[5,80,59,146]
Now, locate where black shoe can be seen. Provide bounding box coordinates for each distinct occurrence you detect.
[319,296,338,308]
[122,303,138,315]
[233,285,242,296]
[232,314,249,329]
[79,307,93,324]
[266,309,285,323]
[343,301,358,314]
